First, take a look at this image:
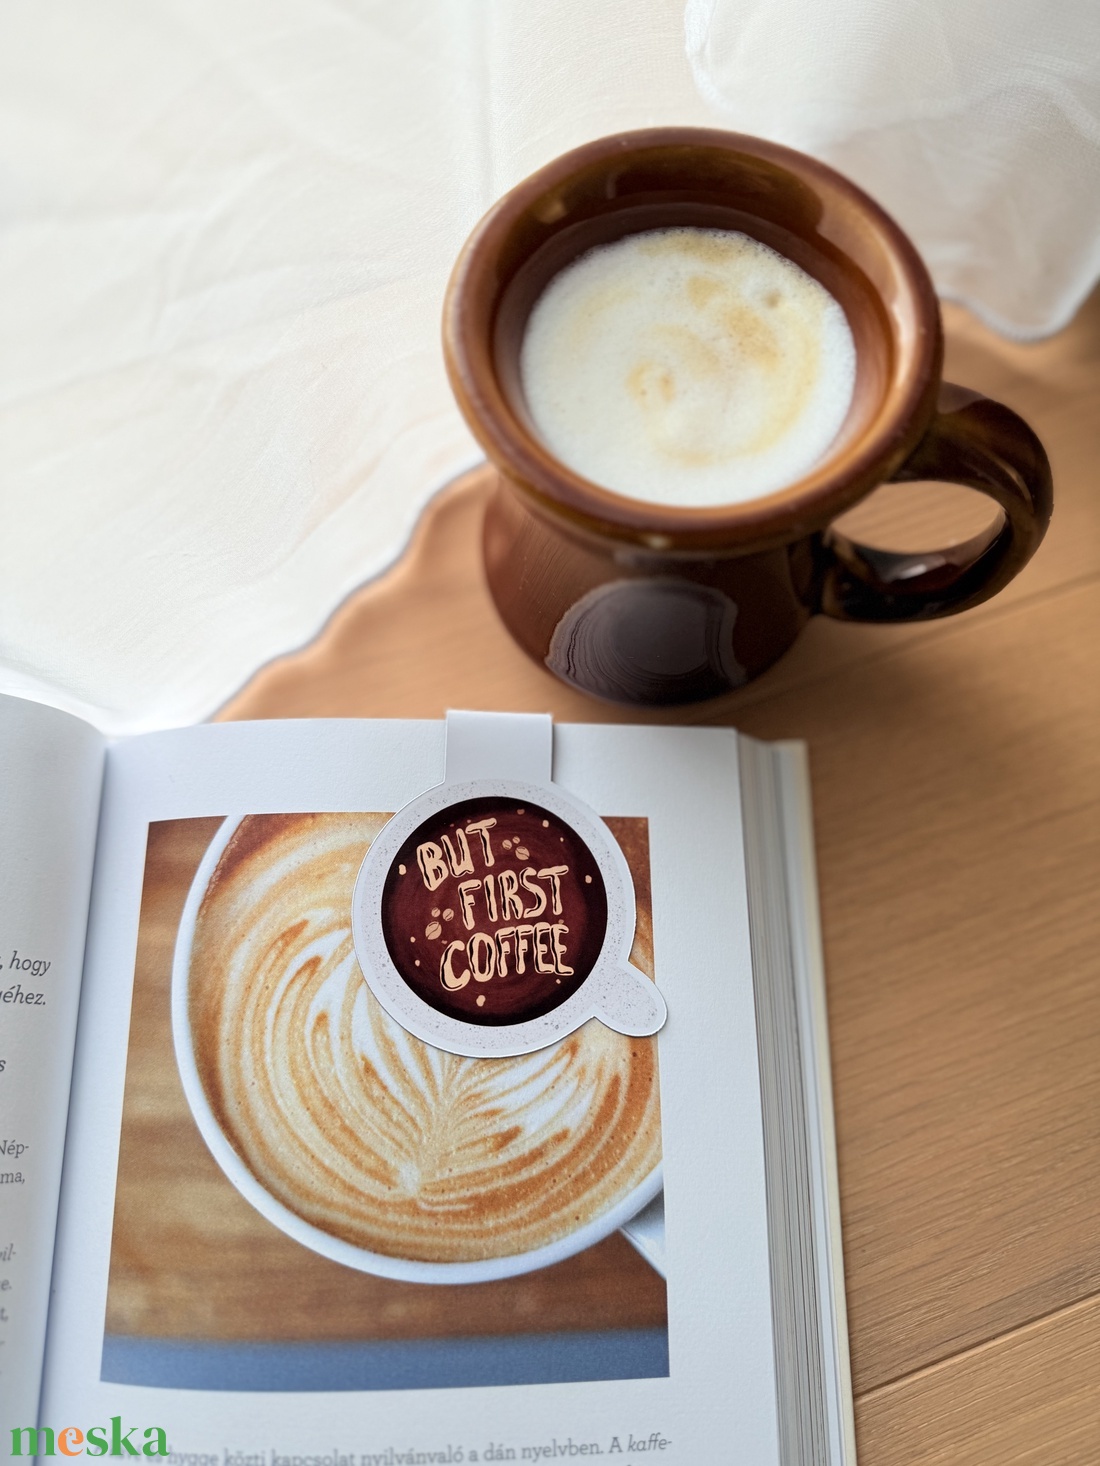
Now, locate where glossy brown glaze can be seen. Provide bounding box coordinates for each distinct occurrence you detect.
[444,129,1052,704]
[821,384,1053,621]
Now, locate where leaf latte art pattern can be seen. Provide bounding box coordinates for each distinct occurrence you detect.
[188,813,662,1263]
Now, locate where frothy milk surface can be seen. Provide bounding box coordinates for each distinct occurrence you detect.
[520,227,857,508]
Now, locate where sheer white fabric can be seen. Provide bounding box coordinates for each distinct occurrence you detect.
[1,2,1095,732]
[686,0,1100,339]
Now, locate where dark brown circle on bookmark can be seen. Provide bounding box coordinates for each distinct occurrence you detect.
[380,796,607,1026]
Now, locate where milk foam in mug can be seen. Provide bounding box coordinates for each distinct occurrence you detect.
[520,227,857,507]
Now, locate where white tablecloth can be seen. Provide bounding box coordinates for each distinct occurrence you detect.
[3,1,1096,732]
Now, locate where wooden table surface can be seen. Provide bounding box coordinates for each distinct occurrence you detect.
[221,290,1100,1465]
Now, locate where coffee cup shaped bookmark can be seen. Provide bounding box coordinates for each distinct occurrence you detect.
[352,711,666,1058]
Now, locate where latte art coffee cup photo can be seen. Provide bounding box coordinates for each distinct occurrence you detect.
[172,810,663,1283]
[445,128,1053,705]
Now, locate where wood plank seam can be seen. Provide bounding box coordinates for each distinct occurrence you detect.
[855,1289,1100,1403]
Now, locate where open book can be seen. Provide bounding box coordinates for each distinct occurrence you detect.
[1,697,854,1466]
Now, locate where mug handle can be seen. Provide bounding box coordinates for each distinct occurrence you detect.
[818,383,1053,622]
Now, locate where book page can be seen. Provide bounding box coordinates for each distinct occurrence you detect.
[0,697,104,1438]
[40,718,778,1464]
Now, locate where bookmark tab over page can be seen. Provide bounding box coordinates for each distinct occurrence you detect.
[444,709,552,783]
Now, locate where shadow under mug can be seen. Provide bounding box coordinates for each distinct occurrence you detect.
[443,128,1053,706]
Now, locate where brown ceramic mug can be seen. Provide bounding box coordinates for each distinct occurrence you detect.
[443,128,1052,706]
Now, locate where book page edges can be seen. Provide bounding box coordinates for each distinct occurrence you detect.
[773,740,857,1466]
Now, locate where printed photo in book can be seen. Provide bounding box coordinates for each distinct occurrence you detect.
[105,811,666,1393]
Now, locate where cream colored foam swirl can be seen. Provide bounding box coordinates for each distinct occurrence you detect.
[188,813,662,1263]
[520,226,857,508]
